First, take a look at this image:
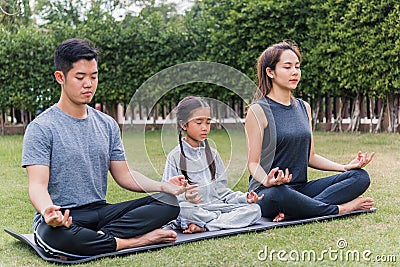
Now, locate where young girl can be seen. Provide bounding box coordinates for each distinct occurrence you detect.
[245,40,375,221]
[162,96,263,234]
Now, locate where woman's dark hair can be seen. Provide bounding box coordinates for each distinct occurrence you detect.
[176,96,216,184]
[54,38,98,77]
[254,40,301,101]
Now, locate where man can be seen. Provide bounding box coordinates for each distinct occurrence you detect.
[22,38,190,259]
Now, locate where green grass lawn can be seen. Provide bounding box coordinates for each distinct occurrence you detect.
[0,131,399,266]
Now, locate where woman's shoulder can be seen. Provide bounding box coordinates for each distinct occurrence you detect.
[245,101,268,129]
[247,102,266,117]
[296,98,311,112]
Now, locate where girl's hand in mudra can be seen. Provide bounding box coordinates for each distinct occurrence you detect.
[247,190,264,204]
[185,186,202,204]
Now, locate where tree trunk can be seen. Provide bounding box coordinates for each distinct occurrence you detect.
[374,99,385,133]
[138,103,143,120]
[348,94,361,132]
[21,109,26,128]
[146,106,150,120]
[105,102,121,130]
[343,97,350,119]
[393,94,399,133]
[0,109,4,135]
[397,95,400,133]
[318,96,324,124]
[153,104,158,124]
[162,104,167,120]
[326,96,332,125]
[331,97,343,132]
[387,94,393,133]
[312,96,321,131]
[386,93,399,133]
[360,95,366,118]
[128,101,135,123]
[368,97,375,133]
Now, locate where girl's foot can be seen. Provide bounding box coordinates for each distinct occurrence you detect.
[183,223,205,234]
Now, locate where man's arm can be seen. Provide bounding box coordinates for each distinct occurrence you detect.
[26,165,72,228]
[27,165,53,214]
[109,160,189,195]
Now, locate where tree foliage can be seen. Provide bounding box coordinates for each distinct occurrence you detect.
[0,0,399,132]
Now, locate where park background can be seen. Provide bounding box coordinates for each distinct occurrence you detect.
[1,0,399,266]
[1,0,400,134]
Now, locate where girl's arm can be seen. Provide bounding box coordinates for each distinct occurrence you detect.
[162,149,200,203]
[213,152,248,204]
[245,104,291,187]
[304,101,374,171]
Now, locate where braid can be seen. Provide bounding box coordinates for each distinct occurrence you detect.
[179,128,192,184]
[176,96,211,184]
[204,139,216,180]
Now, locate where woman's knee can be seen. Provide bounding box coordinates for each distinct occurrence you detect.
[256,186,289,218]
[257,185,288,202]
[350,169,371,188]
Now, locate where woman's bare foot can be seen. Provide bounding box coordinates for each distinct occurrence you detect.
[183,223,205,234]
[115,228,177,250]
[272,212,293,222]
[273,212,285,222]
[338,197,374,214]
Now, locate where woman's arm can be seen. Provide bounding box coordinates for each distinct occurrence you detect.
[304,101,374,171]
[245,104,269,182]
[245,104,291,187]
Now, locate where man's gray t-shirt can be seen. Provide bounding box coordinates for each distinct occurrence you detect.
[22,104,126,212]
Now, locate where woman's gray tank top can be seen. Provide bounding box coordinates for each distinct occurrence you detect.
[249,97,311,192]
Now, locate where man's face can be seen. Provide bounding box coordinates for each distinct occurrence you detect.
[55,58,98,106]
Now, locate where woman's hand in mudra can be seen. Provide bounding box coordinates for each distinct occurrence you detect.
[262,167,292,188]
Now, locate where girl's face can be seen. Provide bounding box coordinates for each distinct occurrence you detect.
[267,49,301,92]
[182,107,211,148]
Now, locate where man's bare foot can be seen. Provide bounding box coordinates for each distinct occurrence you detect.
[183,223,205,234]
[338,197,374,214]
[115,228,177,250]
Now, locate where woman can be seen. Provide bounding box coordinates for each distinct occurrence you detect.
[245,41,374,221]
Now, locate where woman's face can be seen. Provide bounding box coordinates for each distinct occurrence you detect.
[268,49,301,92]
